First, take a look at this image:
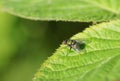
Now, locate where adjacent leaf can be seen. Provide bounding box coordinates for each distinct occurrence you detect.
[33,20,120,81]
[1,0,120,21]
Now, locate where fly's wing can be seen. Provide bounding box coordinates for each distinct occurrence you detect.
[74,39,86,50]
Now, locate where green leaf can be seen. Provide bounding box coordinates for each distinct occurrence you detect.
[1,0,120,21]
[33,20,120,81]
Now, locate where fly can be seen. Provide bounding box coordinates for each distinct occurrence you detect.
[63,39,86,52]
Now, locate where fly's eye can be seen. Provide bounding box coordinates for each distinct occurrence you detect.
[71,40,77,45]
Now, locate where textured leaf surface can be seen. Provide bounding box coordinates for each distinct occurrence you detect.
[1,0,120,21]
[33,20,120,81]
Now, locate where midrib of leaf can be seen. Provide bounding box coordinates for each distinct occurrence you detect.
[80,54,120,81]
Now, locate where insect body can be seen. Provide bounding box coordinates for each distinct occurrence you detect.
[63,39,86,52]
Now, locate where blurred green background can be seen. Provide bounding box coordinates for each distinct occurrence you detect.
[0,12,90,81]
